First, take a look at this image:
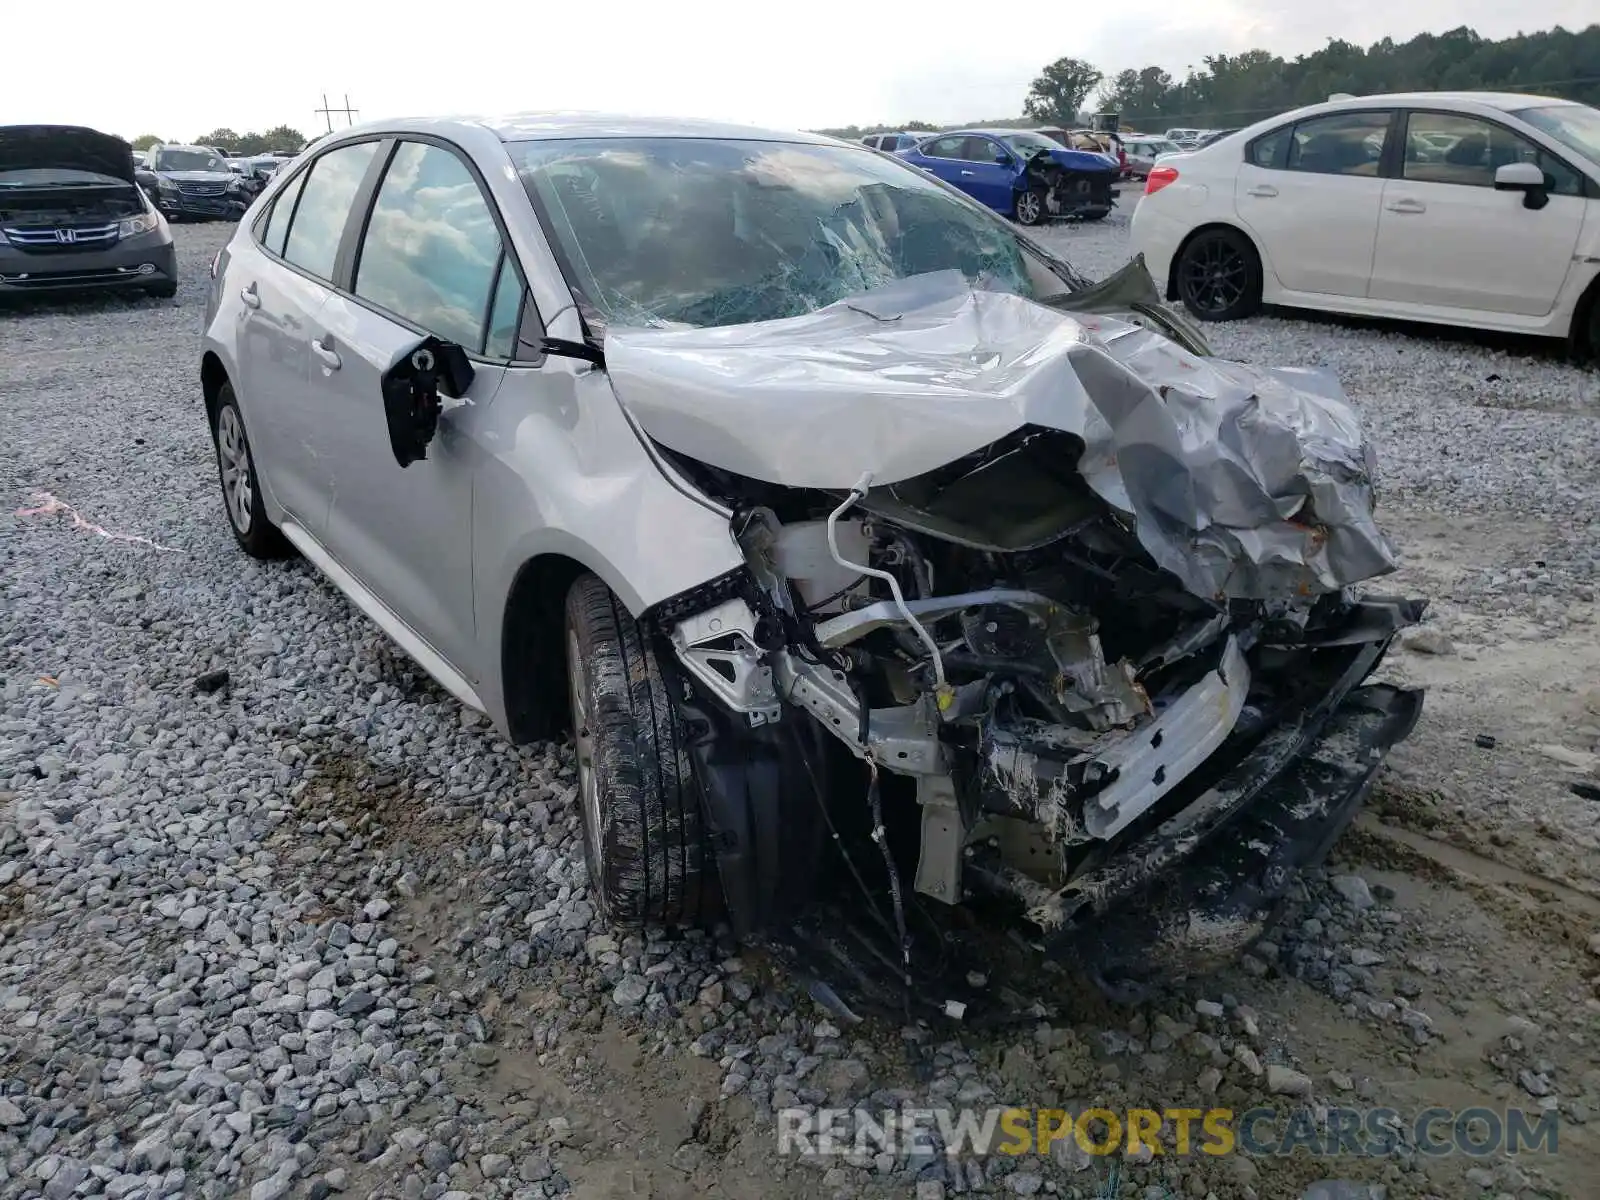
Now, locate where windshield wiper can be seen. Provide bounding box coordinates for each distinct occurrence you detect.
[538,336,605,366]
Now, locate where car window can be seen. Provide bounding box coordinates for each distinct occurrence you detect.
[1402,111,1584,197]
[353,141,503,350]
[484,255,525,358]
[260,171,308,256]
[1284,111,1390,176]
[281,141,378,280]
[863,136,881,150]
[923,136,967,160]
[960,137,1002,164]
[1247,127,1290,168]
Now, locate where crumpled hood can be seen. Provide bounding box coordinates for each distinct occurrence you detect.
[605,271,1398,601]
[0,124,136,185]
[1042,147,1118,172]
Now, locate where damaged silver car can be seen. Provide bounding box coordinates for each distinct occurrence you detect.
[201,114,1423,1015]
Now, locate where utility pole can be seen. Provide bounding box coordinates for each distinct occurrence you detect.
[314,93,360,134]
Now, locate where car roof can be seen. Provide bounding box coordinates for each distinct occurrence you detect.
[1316,90,1579,112]
[327,111,843,146]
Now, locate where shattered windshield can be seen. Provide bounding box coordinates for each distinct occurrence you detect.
[155,148,227,173]
[1000,132,1060,154]
[511,137,1037,330]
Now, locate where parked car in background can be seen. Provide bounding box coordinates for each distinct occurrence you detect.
[141,144,249,221]
[1130,92,1600,352]
[862,131,928,152]
[1194,128,1241,148]
[0,124,176,298]
[1165,128,1203,147]
[199,112,1422,1006]
[898,128,1117,224]
[1122,135,1182,178]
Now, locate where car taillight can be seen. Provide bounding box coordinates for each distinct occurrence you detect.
[1145,166,1179,195]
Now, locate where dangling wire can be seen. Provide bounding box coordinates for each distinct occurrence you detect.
[865,758,913,1020]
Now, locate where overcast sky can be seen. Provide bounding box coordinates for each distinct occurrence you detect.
[6,1,1594,141]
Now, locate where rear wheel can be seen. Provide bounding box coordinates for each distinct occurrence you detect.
[1013,187,1047,226]
[211,384,293,559]
[565,573,711,928]
[1176,227,1262,321]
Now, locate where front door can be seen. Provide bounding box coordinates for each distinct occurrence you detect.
[1368,110,1587,317]
[314,138,525,681]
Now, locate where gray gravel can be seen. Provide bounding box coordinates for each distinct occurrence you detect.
[3,218,1596,1200]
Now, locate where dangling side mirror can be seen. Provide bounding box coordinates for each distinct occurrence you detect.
[380,336,474,468]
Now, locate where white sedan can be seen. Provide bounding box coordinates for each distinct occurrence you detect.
[1130,92,1600,352]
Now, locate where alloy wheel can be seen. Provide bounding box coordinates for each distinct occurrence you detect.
[1015,191,1043,224]
[216,406,254,535]
[1180,237,1249,316]
[567,628,605,898]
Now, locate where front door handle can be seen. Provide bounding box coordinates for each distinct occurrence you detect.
[311,337,341,371]
[239,283,261,309]
[959,169,976,177]
[1386,198,1426,214]
[1246,184,1278,198]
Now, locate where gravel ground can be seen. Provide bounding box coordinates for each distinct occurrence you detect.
[3,217,1600,1200]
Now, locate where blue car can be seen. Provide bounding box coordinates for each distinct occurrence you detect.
[896,128,1117,226]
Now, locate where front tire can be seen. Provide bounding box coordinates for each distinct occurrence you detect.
[1175,227,1263,321]
[1013,187,1047,226]
[211,384,293,559]
[565,573,710,929]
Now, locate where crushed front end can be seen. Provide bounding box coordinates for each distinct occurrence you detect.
[613,271,1425,1006]
[1024,149,1116,220]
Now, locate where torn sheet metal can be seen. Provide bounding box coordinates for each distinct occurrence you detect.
[606,271,1397,600]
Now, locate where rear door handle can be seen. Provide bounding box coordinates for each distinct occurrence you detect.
[311,336,341,371]
[239,283,260,309]
[1386,198,1426,214]
[1245,184,1278,198]
[959,170,976,177]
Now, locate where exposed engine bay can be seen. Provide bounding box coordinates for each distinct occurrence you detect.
[0,183,145,225]
[1022,149,1114,217]
[610,265,1424,1016]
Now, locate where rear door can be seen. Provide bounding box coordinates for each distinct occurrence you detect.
[235,140,380,533]
[313,137,531,679]
[1368,109,1587,316]
[1234,109,1394,297]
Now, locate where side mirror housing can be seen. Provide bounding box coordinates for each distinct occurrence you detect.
[1494,161,1550,209]
[380,336,475,468]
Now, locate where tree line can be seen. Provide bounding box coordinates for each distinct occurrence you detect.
[817,22,1600,139]
[127,127,308,154]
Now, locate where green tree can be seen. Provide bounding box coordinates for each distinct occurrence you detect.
[197,127,242,150]
[1023,57,1104,125]
[259,125,307,151]
[130,134,162,150]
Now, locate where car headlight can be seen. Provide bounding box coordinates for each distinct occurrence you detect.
[157,178,179,192]
[226,178,241,193]
[118,212,160,237]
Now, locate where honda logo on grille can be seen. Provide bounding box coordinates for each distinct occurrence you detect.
[54,229,77,244]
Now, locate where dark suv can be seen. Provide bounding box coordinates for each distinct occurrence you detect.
[0,125,177,298]
[139,144,248,221]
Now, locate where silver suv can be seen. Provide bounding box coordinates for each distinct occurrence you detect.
[202,113,1423,1010]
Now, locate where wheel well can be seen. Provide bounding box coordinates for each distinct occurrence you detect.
[200,352,228,430]
[1165,222,1263,302]
[500,553,587,744]
[1573,273,1600,359]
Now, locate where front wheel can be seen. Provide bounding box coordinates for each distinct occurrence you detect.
[1175,227,1263,321]
[565,573,712,929]
[1013,187,1047,226]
